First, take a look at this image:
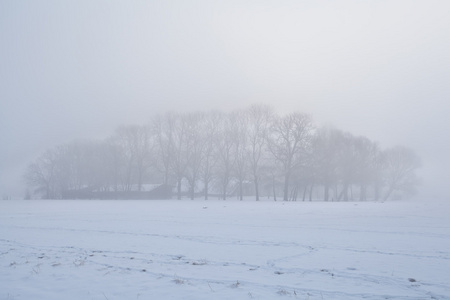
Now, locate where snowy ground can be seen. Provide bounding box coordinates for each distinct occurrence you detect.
[1,199,449,300]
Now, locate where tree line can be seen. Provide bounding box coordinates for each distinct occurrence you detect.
[24,104,421,201]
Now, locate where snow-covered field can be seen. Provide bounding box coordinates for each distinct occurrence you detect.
[1,199,449,300]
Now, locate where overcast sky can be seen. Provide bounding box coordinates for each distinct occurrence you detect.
[1,1,450,199]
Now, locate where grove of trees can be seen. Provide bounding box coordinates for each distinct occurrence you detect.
[24,104,421,201]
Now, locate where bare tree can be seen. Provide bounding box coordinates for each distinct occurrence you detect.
[230,110,249,200]
[245,104,273,201]
[215,112,236,200]
[151,113,176,186]
[199,111,221,200]
[112,127,134,191]
[171,113,190,200]
[310,127,342,201]
[333,132,358,201]
[60,140,107,192]
[382,146,421,200]
[24,148,61,199]
[352,136,381,201]
[104,136,127,192]
[130,125,152,192]
[112,125,152,192]
[23,105,422,202]
[267,112,314,201]
[184,112,206,200]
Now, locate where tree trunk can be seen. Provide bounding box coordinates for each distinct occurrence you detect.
[292,184,298,201]
[239,180,243,201]
[254,174,259,201]
[302,184,307,201]
[190,185,195,200]
[359,184,366,201]
[350,185,354,201]
[283,172,290,201]
[272,175,277,201]
[289,187,295,201]
[309,182,314,201]
[137,170,142,192]
[383,185,395,201]
[222,181,227,200]
[339,183,348,201]
[204,180,209,200]
[177,178,182,200]
[164,168,169,186]
[374,182,380,201]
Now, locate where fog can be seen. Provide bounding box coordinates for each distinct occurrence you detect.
[1,1,450,199]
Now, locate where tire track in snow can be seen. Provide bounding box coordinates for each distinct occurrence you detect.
[3,238,449,299]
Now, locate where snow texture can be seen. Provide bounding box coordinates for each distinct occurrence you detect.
[1,199,449,299]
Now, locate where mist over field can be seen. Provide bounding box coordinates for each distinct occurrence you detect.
[2,2,450,299]
[2,1,450,199]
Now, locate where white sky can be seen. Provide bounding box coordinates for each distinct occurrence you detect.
[1,1,450,198]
